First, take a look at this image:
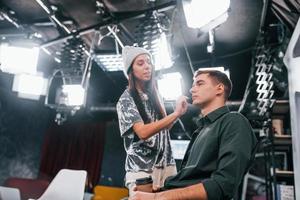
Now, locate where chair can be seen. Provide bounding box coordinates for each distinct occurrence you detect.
[35,169,87,200]
[236,140,261,200]
[0,186,21,200]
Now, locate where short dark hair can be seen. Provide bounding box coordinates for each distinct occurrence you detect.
[194,69,232,100]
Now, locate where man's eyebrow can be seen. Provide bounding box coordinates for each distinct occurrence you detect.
[195,80,205,84]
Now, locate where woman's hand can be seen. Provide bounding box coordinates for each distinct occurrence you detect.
[174,96,188,117]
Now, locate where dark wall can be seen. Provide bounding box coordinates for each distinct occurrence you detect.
[99,120,126,187]
[0,86,52,184]
[0,73,126,187]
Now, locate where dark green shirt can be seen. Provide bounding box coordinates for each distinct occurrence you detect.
[164,106,257,200]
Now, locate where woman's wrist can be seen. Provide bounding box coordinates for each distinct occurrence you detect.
[173,111,181,119]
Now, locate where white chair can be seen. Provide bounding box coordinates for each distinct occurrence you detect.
[36,169,87,200]
[0,186,21,200]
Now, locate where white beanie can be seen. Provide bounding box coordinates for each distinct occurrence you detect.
[122,46,151,78]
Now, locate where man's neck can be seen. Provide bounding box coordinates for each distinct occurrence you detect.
[200,100,225,116]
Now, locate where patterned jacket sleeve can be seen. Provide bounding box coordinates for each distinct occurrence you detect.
[116,92,143,137]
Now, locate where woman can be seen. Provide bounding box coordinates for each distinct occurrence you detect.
[116,46,187,196]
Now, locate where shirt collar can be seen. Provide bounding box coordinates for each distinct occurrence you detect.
[200,106,230,124]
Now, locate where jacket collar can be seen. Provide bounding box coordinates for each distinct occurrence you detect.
[197,106,230,126]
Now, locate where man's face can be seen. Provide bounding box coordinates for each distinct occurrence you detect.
[190,73,220,107]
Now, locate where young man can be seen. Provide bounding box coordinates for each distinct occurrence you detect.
[130,69,258,200]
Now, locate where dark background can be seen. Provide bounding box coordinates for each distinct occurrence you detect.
[0,0,299,191]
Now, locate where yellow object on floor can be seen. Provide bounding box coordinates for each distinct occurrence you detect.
[92,185,129,200]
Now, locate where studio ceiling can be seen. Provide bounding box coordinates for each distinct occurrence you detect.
[0,0,271,104]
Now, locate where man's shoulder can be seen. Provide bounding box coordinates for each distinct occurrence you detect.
[218,111,252,129]
[223,111,248,121]
[220,111,253,132]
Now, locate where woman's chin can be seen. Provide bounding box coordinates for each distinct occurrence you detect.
[143,77,151,81]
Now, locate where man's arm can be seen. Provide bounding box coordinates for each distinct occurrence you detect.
[130,183,208,200]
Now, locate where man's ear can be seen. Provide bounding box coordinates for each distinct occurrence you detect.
[216,84,225,96]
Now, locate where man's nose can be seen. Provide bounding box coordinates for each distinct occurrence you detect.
[189,87,194,94]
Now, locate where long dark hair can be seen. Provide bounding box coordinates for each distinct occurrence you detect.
[127,66,166,124]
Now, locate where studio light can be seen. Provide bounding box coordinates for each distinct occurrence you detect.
[12,74,48,100]
[45,70,86,125]
[0,44,40,74]
[135,12,173,71]
[157,72,183,101]
[94,54,123,72]
[153,32,173,70]
[182,0,230,31]
[57,84,85,106]
[95,35,173,72]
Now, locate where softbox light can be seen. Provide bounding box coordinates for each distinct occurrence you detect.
[0,44,40,74]
[182,0,230,31]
